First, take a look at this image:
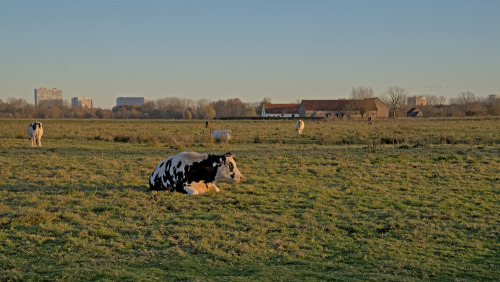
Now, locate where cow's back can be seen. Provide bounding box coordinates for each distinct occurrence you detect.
[212,130,231,141]
[149,152,211,192]
[35,123,43,138]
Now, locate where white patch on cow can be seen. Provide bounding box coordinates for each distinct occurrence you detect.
[175,151,209,164]
[183,181,220,195]
[184,181,208,195]
[208,182,220,192]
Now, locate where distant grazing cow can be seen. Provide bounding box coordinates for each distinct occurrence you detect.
[149,152,243,195]
[296,120,304,135]
[212,130,232,142]
[27,121,43,147]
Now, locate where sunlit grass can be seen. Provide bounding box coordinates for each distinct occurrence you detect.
[0,118,498,280]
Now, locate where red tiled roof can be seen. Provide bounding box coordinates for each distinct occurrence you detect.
[264,104,300,114]
[363,98,380,111]
[407,107,422,114]
[301,98,383,111]
[301,100,356,111]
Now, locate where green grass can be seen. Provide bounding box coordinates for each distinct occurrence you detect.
[0,118,499,280]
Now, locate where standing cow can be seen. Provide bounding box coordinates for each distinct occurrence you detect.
[296,120,305,135]
[212,130,232,142]
[27,121,44,147]
[149,151,243,195]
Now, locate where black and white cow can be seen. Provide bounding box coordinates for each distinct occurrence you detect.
[149,151,243,195]
[27,121,44,147]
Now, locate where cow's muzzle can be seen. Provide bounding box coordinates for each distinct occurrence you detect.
[235,175,243,183]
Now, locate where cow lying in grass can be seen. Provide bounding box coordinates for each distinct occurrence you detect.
[149,152,243,195]
[27,121,43,147]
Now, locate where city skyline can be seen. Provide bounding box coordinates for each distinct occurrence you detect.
[1,0,499,109]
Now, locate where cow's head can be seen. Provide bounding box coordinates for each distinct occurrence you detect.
[220,130,231,142]
[30,121,42,130]
[216,152,243,183]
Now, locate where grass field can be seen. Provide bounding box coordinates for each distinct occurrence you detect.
[0,118,499,280]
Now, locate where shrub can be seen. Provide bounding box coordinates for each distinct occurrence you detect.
[147,137,161,147]
[341,135,356,145]
[366,138,378,153]
[196,133,214,147]
[439,133,456,144]
[381,137,405,144]
[114,134,130,143]
[316,133,327,145]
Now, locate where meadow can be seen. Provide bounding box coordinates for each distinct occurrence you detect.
[0,118,498,280]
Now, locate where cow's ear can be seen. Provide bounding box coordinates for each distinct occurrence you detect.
[224,152,236,162]
[224,153,233,163]
[220,156,228,164]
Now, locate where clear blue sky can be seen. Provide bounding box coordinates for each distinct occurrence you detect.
[1,0,499,108]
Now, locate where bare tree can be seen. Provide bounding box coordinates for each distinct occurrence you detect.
[455,91,476,116]
[183,108,193,120]
[211,98,257,118]
[420,95,448,117]
[425,95,447,106]
[351,86,374,100]
[487,99,500,116]
[337,99,356,119]
[351,86,374,118]
[380,86,408,118]
[255,97,272,117]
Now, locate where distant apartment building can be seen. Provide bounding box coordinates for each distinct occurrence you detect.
[116,97,147,107]
[71,97,93,109]
[34,87,63,106]
[489,94,499,101]
[407,96,427,106]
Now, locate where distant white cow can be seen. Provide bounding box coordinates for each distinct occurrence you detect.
[296,120,304,135]
[27,121,44,147]
[212,130,232,142]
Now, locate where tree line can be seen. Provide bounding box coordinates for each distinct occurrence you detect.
[0,88,499,119]
[353,86,500,118]
[0,97,265,119]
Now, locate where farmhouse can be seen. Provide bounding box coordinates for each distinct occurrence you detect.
[299,98,389,119]
[261,104,300,118]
